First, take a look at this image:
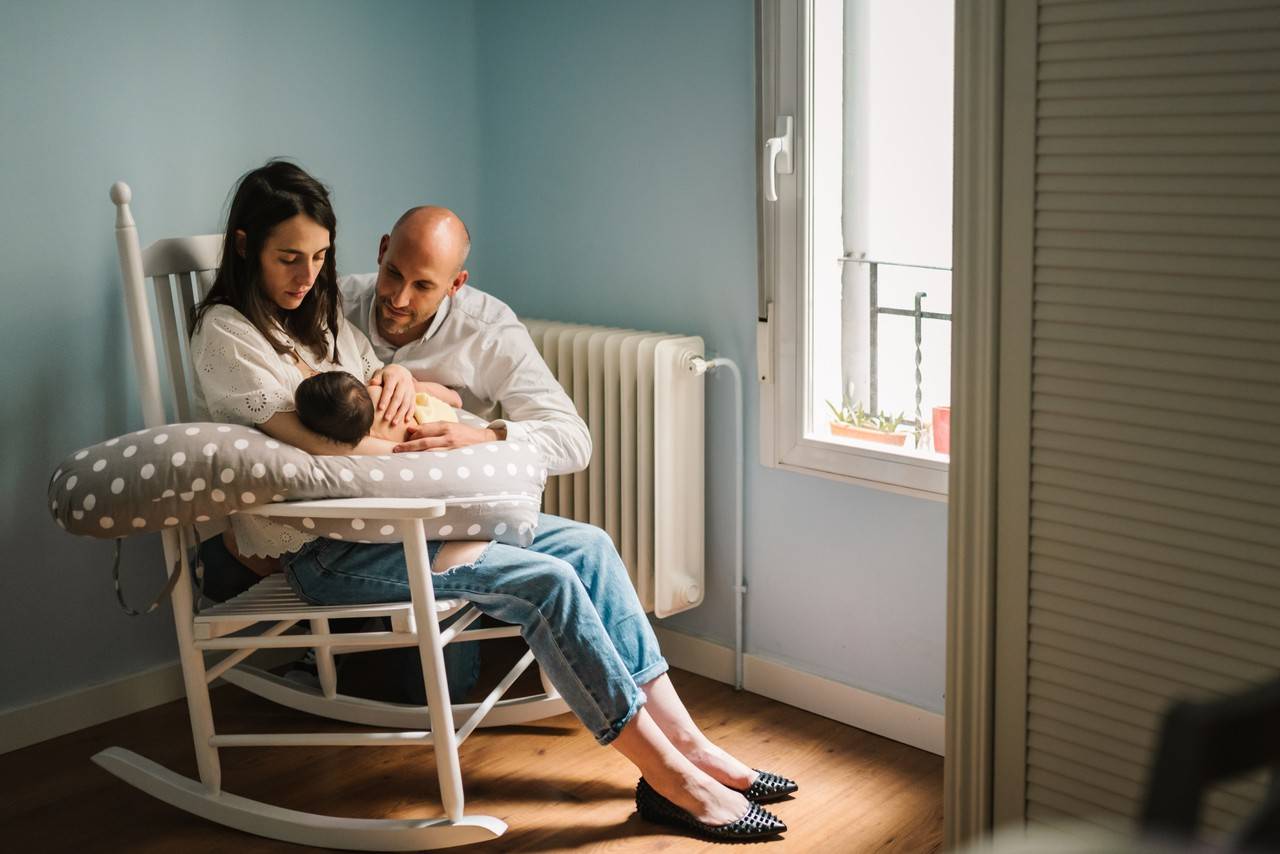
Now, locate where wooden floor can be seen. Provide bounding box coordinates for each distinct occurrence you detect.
[0,663,942,853]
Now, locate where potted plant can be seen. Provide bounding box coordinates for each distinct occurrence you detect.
[826,397,908,447]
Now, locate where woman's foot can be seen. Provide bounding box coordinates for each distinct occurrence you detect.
[636,778,786,841]
[680,739,759,791]
[642,765,751,826]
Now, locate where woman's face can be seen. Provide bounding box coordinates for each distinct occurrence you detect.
[255,214,331,311]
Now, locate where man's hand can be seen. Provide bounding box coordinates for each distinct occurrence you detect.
[394,421,504,453]
[368,364,417,425]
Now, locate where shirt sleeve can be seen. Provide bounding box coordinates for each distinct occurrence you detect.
[189,308,297,426]
[479,321,592,476]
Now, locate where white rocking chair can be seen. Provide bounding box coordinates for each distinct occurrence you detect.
[97,181,569,850]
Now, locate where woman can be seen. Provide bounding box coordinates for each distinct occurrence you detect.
[190,160,795,842]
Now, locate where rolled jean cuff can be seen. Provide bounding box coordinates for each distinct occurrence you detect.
[596,686,647,747]
[631,657,670,689]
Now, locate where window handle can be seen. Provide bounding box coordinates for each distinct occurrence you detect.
[763,115,794,202]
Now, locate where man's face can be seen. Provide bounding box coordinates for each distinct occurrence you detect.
[373,228,467,342]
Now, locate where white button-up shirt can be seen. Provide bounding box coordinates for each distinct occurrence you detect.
[339,273,591,476]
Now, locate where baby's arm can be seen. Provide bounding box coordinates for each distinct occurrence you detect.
[415,380,462,408]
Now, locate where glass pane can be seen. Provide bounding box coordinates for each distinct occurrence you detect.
[807,0,954,460]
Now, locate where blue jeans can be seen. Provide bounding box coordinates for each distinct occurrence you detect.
[196,533,482,700]
[283,514,669,745]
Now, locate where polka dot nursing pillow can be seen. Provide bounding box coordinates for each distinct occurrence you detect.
[48,423,547,545]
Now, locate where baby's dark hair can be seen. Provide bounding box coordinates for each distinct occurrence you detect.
[295,371,374,447]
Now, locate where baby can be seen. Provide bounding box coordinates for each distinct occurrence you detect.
[295,370,461,447]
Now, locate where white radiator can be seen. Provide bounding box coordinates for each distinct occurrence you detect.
[522,320,705,618]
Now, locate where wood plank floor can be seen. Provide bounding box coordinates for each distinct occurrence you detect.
[0,665,942,853]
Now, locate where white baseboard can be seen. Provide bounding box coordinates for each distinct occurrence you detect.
[654,627,944,756]
[0,649,299,756]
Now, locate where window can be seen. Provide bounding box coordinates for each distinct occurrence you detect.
[758,0,954,499]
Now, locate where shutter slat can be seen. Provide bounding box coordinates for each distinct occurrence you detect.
[1033,536,1280,609]
[1040,29,1280,61]
[1036,302,1280,345]
[1036,283,1280,323]
[1031,589,1280,668]
[1033,446,1280,513]
[1035,338,1277,383]
[1041,51,1280,81]
[1041,114,1280,136]
[1031,570,1280,648]
[1036,226,1280,261]
[1034,374,1280,427]
[1036,173,1280,196]
[1042,73,1280,99]
[1032,518,1280,594]
[1031,497,1280,567]
[1034,423,1280,487]
[1040,0,1280,26]
[1033,391,1280,448]
[1028,715,1150,767]
[1041,7,1280,42]
[1038,192,1280,218]
[1036,208,1280,239]
[1037,265,1280,302]
[1032,624,1249,696]
[1039,92,1280,116]
[1038,153,1280,178]
[1032,411,1280,468]
[1029,696,1156,750]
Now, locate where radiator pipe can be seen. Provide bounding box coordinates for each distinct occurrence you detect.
[689,356,746,690]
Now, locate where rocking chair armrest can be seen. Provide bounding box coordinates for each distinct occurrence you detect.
[238,497,448,521]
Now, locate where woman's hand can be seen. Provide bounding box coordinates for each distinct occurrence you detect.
[368,365,417,425]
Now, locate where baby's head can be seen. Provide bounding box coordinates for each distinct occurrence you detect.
[295,371,374,447]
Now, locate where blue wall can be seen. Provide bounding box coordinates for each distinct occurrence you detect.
[0,0,481,709]
[2,0,946,718]
[475,0,947,713]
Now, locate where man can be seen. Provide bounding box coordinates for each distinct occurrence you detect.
[338,205,592,702]
[340,206,590,469]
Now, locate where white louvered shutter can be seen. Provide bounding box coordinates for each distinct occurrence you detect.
[1007,0,1280,840]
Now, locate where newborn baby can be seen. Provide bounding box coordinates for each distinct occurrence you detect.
[295,370,460,447]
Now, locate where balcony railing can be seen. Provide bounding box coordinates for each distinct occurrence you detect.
[839,256,953,448]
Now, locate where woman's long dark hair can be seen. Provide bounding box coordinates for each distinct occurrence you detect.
[194,160,341,360]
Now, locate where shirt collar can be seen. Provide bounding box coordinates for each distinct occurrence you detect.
[366,291,453,356]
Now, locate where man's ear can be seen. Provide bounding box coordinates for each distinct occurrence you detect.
[450,269,469,295]
[234,229,247,258]
[377,234,390,265]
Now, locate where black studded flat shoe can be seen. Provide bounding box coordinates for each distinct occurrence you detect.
[636,777,786,841]
[736,769,798,804]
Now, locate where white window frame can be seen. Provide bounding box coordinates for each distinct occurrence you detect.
[756,0,949,501]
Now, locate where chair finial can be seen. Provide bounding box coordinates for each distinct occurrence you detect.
[110,182,132,206]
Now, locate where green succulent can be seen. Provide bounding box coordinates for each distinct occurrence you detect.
[826,396,905,434]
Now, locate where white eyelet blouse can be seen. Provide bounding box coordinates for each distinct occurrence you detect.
[188,304,383,557]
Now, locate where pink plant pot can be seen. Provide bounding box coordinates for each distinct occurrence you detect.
[932,406,952,455]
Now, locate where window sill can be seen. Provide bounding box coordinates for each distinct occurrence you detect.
[776,434,949,502]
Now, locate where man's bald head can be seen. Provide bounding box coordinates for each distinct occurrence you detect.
[388,206,471,276]
[372,206,473,346]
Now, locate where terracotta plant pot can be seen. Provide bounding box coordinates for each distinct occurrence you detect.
[829,421,908,447]
[932,406,951,455]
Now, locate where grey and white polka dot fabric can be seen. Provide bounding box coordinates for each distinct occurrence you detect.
[48,423,547,546]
